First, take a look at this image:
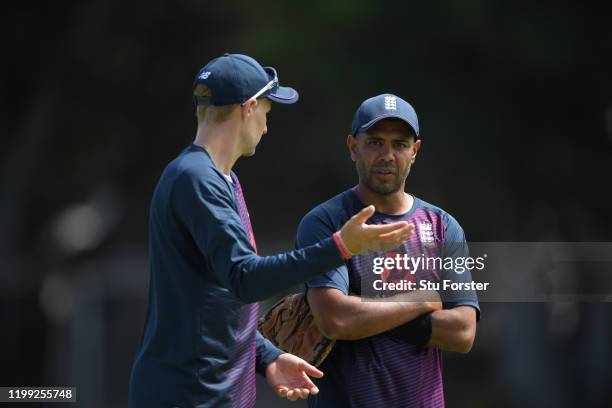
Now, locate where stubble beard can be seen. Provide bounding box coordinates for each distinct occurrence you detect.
[356,160,410,195]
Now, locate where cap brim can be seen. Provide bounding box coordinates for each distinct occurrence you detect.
[266,86,299,104]
[358,114,419,138]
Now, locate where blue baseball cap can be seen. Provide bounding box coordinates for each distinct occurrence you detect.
[192,53,299,106]
[351,93,419,138]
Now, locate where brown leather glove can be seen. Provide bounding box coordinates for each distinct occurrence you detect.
[258,292,335,367]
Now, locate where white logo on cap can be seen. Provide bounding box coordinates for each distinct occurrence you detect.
[199,71,211,80]
[384,96,397,110]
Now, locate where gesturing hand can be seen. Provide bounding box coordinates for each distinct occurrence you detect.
[339,205,415,254]
[265,353,324,401]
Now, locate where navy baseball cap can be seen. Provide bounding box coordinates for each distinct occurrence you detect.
[192,53,299,106]
[351,93,419,138]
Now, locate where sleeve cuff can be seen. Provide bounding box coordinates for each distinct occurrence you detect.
[255,337,285,376]
[332,231,353,259]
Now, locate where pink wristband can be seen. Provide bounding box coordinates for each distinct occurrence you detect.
[333,231,353,260]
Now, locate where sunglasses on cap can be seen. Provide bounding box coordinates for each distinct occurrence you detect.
[240,67,278,106]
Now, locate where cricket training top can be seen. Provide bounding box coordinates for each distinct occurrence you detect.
[129,144,344,408]
[299,189,480,408]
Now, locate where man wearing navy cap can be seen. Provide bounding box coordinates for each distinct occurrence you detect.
[128,55,414,408]
[299,94,480,407]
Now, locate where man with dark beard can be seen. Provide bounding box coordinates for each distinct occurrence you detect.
[297,94,481,407]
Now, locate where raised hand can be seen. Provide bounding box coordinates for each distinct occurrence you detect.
[339,205,415,255]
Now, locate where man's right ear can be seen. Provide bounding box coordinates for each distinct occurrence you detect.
[346,134,358,161]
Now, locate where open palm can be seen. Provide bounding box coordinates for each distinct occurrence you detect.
[265,353,324,401]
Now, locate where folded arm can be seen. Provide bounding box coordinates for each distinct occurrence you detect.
[427,306,477,353]
[307,287,441,340]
